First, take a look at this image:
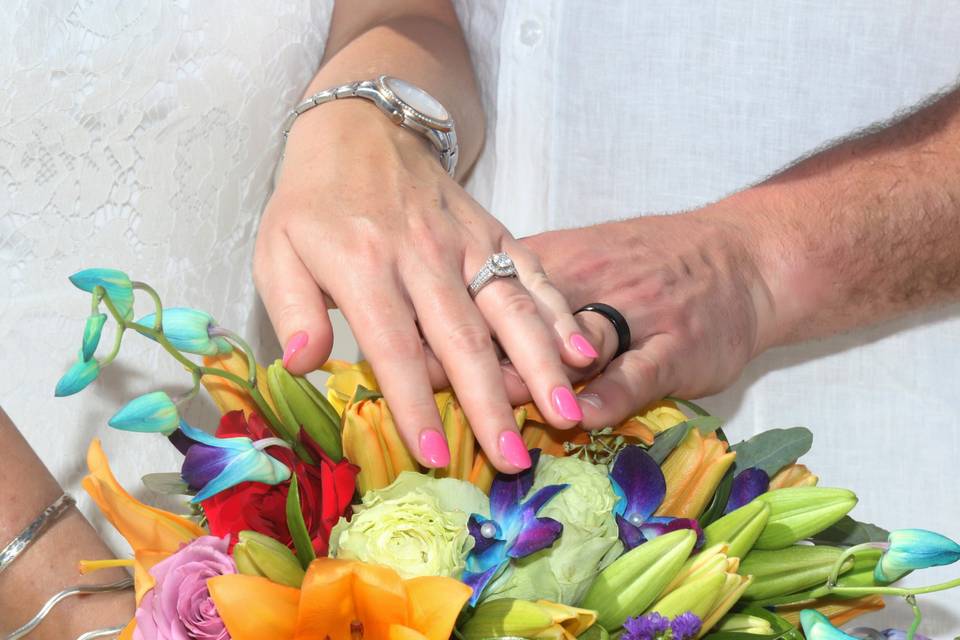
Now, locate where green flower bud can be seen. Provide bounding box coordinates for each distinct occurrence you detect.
[714,613,775,635]
[581,529,697,630]
[232,530,305,588]
[703,499,770,559]
[740,545,853,601]
[647,570,726,619]
[461,599,597,640]
[753,487,857,550]
[267,360,342,460]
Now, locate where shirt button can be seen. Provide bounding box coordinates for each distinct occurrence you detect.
[519,19,543,46]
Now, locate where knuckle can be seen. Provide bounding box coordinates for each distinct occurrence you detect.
[371,327,423,361]
[500,290,540,317]
[446,322,493,356]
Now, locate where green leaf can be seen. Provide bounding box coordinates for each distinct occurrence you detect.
[285,475,316,569]
[702,605,804,640]
[666,396,713,417]
[729,427,813,477]
[808,515,890,546]
[141,472,192,496]
[351,384,383,404]
[647,416,723,464]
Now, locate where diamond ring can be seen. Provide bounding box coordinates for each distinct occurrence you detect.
[468,253,519,297]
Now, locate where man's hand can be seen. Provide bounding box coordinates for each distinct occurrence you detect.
[524,207,776,428]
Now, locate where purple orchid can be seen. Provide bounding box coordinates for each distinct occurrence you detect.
[610,445,703,551]
[462,449,567,605]
[176,420,291,502]
[622,611,702,640]
[723,467,770,514]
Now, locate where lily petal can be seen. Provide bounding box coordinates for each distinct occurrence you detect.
[610,445,666,522]
[404,575,472,640]
[724,467,770,514]
[208,574,299,640]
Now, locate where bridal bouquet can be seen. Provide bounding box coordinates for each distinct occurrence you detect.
[56,269,960,640]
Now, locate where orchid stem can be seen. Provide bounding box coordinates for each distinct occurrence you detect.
[132,281,163,329]
[826,574,960,597]
[906,595,921,640]
[825,542,885,586]
[209,326,259,386]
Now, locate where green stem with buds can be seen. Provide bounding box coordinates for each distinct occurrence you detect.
[132,281,163,330]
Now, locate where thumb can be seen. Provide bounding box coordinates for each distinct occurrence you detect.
[254,231,334,374]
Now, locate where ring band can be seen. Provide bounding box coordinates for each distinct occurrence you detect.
[575,303,631,359]
[468,253,519,297]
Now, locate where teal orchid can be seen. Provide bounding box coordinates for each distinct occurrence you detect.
[875,528,960,583]
[69,268,134,319]
[177,420,291,502]
[108,391,179,435]
[800,610,858,640]
[137,308,233,356]
[54,353,100,397]
[81,313,108,361]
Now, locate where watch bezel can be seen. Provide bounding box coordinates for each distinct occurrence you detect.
[376,75,454,132]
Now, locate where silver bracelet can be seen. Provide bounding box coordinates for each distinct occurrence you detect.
[3,578,133,640]
[0,493,75,576]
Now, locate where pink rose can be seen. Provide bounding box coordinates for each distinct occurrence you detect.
[134,535,236,640]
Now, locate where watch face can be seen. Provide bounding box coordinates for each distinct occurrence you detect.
[383,76,450,122]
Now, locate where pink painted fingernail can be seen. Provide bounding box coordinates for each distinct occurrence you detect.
[499,431,531,469]
[570,333,599,359]
[552,386,583,421]
[282,331,308,368]
[579,393,604,409]
[419,430,451,468]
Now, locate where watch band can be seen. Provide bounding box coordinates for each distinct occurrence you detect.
[281,77,459,176]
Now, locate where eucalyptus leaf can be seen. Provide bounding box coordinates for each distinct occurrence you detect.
[647,416,723,464]
[142,472,192,496]
[666,396,713,417]
[285,475,316,569]
[729,427,813,477]
[808,515,890,546]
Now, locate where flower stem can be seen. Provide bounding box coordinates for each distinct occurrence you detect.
[826,542,886,586]
[906,595,921,640]
[208,326,259,386]
[826,574,960,597]
[132,281,163,329]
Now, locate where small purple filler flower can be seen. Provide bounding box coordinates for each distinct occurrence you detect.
[134,535,236,640]
[622,611,702,640]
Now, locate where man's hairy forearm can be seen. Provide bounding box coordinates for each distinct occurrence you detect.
[721,86,960,349]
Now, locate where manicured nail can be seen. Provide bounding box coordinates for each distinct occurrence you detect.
[419,430,451,468]
[282,331,308,368]
[579,392,603,410]
[499,431,531,469]
[570,333,599,359]
[552,386,583,421]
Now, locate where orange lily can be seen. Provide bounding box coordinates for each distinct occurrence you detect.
[342,395,419,495]
[202,349,275,417]
[769,463,819,490]
[82,439,205,636]
[656,429,736,520]
[777,595,885,627]
[209,558,471,640]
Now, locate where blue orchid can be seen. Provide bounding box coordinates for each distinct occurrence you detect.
[800,610,859,640]
[875,528,960,583]
[609,445,703,551]
[54,351,100,397]
[723,467,770,514]
[177,420,291,502]
[81,313,108,361]
[137,307,232,356]
[108,390,180,435]
[462,449,568,605]
[69,268,135,319]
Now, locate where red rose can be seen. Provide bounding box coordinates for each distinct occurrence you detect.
[201,411,357,556]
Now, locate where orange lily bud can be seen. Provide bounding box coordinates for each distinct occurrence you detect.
[202,350,275,417]
[626,400,688,435]
[777,595,885,627]
[435,393,476,481]
[656,429,736,520]
[322,359,379,416]
[469,407,528,493]
[342,396,419,496]
[769,463,819,490]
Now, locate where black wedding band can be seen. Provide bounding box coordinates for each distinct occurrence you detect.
[575,303,631,359]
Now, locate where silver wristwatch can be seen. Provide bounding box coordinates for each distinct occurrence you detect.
[281,75,459,176]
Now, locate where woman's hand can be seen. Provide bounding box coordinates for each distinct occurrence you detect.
[254,102,596,472]
[523,203,777,428]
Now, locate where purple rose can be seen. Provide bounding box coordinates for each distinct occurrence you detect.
[134,535,236,640]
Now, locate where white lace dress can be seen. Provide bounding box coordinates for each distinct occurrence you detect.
[3,0,960,633]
